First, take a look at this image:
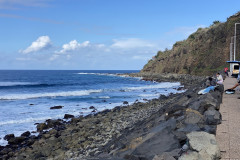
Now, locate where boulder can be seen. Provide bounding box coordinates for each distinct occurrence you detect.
[4,134,15,141]
[46,119,63,128]
[152,149,181,160]
[8,137,25,145]
[152,153,175,160]
[21,131,31,137]
[186,131,220,160]
[179,151,203,160]
[64,114,74,119]
[123,101,129,105]
[131,129,180,160]
[89,106,95,109]
[50,105,63,109]
[204,107,221,125]
[184,109,204,125]
[37,123,48,132]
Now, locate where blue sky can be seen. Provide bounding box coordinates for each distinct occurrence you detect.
[0,0,240,70]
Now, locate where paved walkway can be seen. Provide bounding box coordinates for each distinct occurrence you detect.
[216,77,240,160]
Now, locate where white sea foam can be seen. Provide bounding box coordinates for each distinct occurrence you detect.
[0,89,102,100]
[124,82,180,91]
[98,96,110,99]
[139,93,160,97]
[77,72,115,76]
[0,82,38,87]
[0,138,8,146]
[0,117,53,126]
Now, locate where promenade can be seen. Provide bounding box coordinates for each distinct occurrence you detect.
[216,77,240,159]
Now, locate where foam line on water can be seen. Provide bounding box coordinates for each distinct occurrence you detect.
[123,82,180,91]
[0,82,39,87]
[0,89,102,100]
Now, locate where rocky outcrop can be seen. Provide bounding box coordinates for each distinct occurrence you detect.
[141,12,240,76]
[179,131,220,160]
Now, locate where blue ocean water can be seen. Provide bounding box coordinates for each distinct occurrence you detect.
[0,70,183,146]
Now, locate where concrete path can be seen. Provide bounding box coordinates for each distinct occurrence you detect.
[216,77,240,160]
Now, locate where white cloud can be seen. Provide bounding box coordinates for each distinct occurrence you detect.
[111,38,155,49]
[58,40,90,54]
[21,36,51,54]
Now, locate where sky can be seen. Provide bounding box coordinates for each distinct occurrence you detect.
[0,0,240,70]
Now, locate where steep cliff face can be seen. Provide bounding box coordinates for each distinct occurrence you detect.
[141,12,240,76]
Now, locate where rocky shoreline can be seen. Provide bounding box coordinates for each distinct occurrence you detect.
[0,73,223,160]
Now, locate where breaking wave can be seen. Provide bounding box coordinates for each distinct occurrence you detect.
[0,89,102,100]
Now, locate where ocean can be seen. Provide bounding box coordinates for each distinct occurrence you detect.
[0,70,183,146]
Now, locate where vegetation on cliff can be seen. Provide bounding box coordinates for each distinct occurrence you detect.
[141,12,240,76]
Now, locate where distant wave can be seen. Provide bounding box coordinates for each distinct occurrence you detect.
[98,96,110,99]
[77,72,116,76]
[0,82,57,89]
[139,93,160,97]
[0,89,102,100]
[123,82,180,91]
[0,82,39,87]
[0,117,53,126]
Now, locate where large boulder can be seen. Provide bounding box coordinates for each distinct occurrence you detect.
[179,151,203,160]
[184,109,204,125]
[64,114,74,119]
[184,131,220,160]
[4,134,15,141]
[50,105,63,109]
[204,107,221,125]
[131,128,180,160]
[37,123,48,132]
[8,136,25,145]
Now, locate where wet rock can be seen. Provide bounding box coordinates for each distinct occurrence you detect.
[4,134,15,141]
[123,101,128,105]
[50,105,63,109]
[46,119,63,128]
[92,109,97,112]
[8,137,25,145]
[21,131,31,137]
[64,114,74,119]
[89,106,96,110]
[37,123,48,132]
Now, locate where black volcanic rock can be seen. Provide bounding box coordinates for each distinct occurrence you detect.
[50,105,63,109]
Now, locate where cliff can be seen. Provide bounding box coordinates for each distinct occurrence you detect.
[141,12,240,76]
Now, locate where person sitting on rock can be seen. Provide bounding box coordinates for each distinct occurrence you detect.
[216,73,223,85]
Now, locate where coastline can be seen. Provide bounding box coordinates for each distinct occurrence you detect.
[0,73,223,160]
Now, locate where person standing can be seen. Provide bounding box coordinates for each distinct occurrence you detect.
[224,67,229,77]
[216,73,223,85]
